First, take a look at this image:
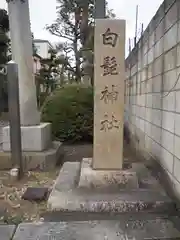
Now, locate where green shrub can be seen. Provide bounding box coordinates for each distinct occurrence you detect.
[41,84,93,142]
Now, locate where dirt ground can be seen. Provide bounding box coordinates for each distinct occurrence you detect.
[0,142,139,224]
[0,170,59,224]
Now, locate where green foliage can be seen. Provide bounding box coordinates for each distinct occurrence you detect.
[39,48,60,94]
[47,0,115,84]
[39,92,48,107]
[0,9,9,32]
[0,9,9,65]
[0,9,9,113]
[41,84,93,142]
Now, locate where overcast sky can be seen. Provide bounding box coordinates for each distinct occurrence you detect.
[1,0,163,51]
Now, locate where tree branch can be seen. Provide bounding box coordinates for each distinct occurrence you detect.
[48,30,74,41]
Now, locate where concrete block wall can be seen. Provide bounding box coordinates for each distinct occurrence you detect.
[125,0,180,198]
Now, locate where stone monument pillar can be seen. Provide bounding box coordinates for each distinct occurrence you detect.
[7,0,40,126]
[93,19,126,170]
[1,0,62,170]
[78,19,129,189]
[48,18,140,211]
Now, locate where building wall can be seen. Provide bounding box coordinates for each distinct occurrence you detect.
[125,0,180,198]
[33,56,41,74]
[34,42,51,59]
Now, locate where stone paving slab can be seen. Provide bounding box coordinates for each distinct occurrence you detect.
[54,162,81,192]
[0,225,16,240]
[12,218,180,240]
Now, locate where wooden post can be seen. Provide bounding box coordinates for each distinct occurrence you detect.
[7,61,23,179]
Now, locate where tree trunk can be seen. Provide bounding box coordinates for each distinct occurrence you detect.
[80,3,91,84]
[74,43,81,82]
[60,65,65,86]
[74,8,81,82]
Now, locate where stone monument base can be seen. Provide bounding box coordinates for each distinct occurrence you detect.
[2,123,51,152]
[78,158,138,189]
[0,141,63,171]
[47,158,171,213]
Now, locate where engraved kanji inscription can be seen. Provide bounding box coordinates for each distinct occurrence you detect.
[100,114,120,132]
[100,85,118,104]
[6,0,25,3]
[102,28,118,47]
[100,56,118,76]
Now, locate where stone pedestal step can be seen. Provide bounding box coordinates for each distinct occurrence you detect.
[42,212,179,223]
[48,189,176,214]
[52,161,166,192]
[11,216,180,240]
[48,162,176,214]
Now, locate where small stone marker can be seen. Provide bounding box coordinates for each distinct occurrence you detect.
[93,19,126,170]
[22,187,49,201]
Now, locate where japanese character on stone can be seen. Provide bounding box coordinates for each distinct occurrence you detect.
[100,114,120,132]
[6,0,25,3]
[100,56,118,76]
[102,28,118,47]
[117,234,136,240]
[100,85,118,104]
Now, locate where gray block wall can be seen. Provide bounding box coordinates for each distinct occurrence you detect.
[125,0,180,199]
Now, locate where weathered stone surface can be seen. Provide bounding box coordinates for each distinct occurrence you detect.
[130,163,166,193]
[48,161,175,214]
[54,162,81,192]
[0,141,63,171]
[41,211,174,223]
[22,187,49,201]
[93,19,125,170]
[8,0,40,126]
[78,158,138,189]
[12,218,180,240]
[0,225,16,240]
[48,188,175,214]
[3,123,51,152]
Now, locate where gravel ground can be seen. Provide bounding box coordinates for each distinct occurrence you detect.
[0,143,93,224]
